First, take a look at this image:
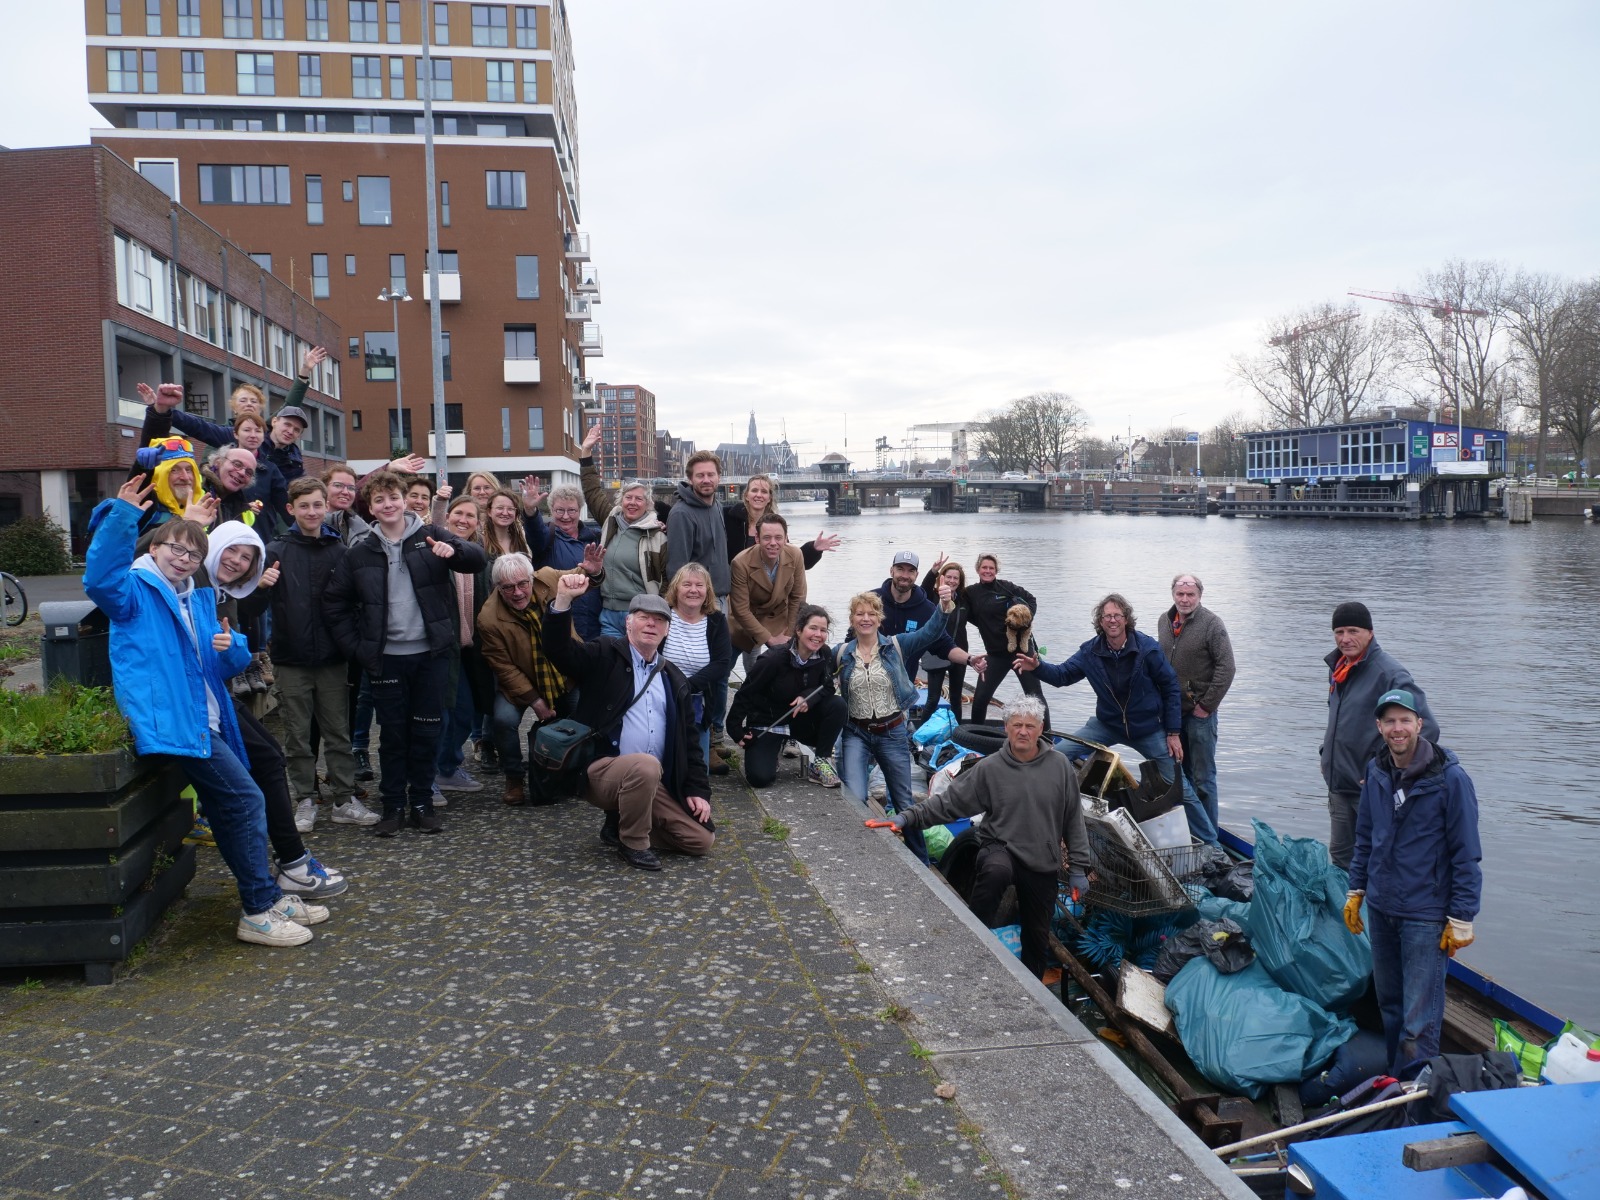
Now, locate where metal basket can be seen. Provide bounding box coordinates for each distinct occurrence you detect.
[1083,817,1206,916]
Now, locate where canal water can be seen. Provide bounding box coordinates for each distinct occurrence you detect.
[777,498,1600,1029]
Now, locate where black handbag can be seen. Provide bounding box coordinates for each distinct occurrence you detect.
[529,660,663,800]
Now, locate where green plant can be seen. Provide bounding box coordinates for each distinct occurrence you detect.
[908,1040,934,1060]
[14,977,44,992]
[0,641,35,664]
[0,683,131,756]
[0,514,71,576]
[877,1004,913,1023]
[761,816,790,840]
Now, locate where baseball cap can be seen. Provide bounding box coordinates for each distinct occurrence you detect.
[273,405,310,427]
[628,594,671,618]
[891,550,919,569]
[1374,688,1419,718]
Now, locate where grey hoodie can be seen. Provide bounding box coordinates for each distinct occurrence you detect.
[377,511,429,656]
[666,481,729,595]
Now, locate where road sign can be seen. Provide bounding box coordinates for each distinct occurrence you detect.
[1185,432,1200,443]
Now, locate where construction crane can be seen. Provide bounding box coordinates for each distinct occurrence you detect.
[1349,288,1491,445]
[1268,310,1358,346]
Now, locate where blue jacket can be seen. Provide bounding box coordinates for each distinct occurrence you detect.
[83,498,254,763]
[524,509,602,639]
[1035,629,1183,739]
[836,605,947,713]
[1350,741,1482,923]
[872,579,955,658]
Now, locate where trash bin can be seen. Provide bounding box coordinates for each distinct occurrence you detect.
[40,601,112,689]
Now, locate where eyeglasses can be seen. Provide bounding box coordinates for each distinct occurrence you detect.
[497,579,533,593]
[551,507,581,518]
[154,543,202,563]
[328,481,357,493]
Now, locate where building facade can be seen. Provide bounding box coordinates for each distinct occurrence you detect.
[711,412,798,478]
[85,0,600,482]
[584,382,656,480]
[0,145,343,551]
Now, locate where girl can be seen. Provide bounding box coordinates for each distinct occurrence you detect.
[722,473,838,569]
[434,496,495,795]
[915,559,972,725]
[484,488,532,561]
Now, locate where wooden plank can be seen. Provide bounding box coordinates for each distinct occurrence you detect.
[1402,1133,1496,1171]
[1117,962,1176,1038]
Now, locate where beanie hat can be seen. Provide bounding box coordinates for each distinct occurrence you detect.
[135,436,205,518]
[1331,601,1373,631]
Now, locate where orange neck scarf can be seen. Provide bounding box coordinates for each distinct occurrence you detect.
[1329,647,1367,692]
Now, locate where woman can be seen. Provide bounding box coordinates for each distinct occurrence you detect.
[434,495,495,796]
[914,558,971,725]
[966,553,1049,728]
[727,604,845,789]
[581,459,668,638]
[483,488,532,561]
[722,474,840,570]
[234,412,288,536]
[465,472,501,511]
[661,563,733,778]
[836,583,953,863]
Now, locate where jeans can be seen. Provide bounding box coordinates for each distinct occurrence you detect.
[491,692,533,776]
[1178,710,1219,833]
[435,652,477,777]
[917,664,967,723]
[1368,906,1448,1074]
[1328,791,1361,870]
[970,656,1050,728]
[742,696,848,788]
[838,719,927,863]
[1074,715,1218,844]
[370,652,449,815]
[176,737,279,915]
[599,607,629,638]
[969,843,1057,979]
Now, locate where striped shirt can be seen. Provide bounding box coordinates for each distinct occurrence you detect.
[664,614,711,680]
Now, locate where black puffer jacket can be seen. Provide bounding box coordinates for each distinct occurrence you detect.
[261,524,347,667]
[725,645,837,742]
[966,578,1038,652]
[323,521,488,672]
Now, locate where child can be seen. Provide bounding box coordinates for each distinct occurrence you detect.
[84,478,327,946]
[324,469,488,835]
[260,478,379,831]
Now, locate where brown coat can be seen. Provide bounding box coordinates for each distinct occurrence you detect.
[728,543,807,652]
[475,566,573,707]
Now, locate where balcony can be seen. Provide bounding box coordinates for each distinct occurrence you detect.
[426,431,467,456]
[421,271,461,303]
[563,232,591,261]
[573,377,594,403]
[504,357,541,384]
[564,295,595,321]
[579,323,604,356]
[574,268,600,297]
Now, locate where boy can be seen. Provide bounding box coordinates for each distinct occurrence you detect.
[261,477,379,831]
[324,470,487,835]
[404,476,434,518]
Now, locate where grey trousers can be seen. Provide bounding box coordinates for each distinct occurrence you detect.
[1328,790,1361,871]
[278,661,356,801]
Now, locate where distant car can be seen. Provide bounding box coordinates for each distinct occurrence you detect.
[1001,471,1028,480]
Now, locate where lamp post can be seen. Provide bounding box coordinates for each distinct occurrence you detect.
[377,285,411,451]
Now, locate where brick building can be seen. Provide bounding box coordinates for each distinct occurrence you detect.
[584,382,656,480]
[0,145,343,551]
[84,0,600,483]
[655,428,692,481]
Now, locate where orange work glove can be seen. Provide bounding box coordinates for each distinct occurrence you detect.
[1440,918,1475,957]
[1342,891,1365,936]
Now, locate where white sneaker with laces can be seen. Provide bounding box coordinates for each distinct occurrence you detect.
[276,854,349,899]
[782,738,801,759]
[293,796,318,833]
[432,785,449,809]
[330,797,380,826]
[237,907,314,946]
[271,893,330,926]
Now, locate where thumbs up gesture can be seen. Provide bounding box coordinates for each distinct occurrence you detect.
[212,617,234,652]
[426,535,455,559]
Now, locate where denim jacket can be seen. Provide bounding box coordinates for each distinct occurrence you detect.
[836,605,947,713]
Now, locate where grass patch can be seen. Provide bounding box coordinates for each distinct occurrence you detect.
[902,1176,922,1195]
[790,860,810,877]
[0,640,35,664]
[14,978,44,992]
[760,816,791,841]
[877,1003,913,1023]
[854,958,873,974]
[908,1040,934,1060]
[0,683,130,756]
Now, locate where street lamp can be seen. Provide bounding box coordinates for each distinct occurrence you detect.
[377,286,412,451]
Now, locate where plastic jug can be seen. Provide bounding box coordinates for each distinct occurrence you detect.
[1540,1031,1600,1085]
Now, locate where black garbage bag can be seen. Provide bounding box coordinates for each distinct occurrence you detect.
[1202,856,1255,902]
[1152,918,1254,984]
[1410,1052,1522,1123]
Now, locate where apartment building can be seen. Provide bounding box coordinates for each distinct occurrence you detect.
[85,0,601,480]
[584,382,657,480]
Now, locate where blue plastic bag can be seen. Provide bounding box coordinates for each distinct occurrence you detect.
[912,707,957,747]
[993,924,1024,960]
[1165,959,1357,1099]
[1244,819,1372,1012]
[1196,893,1251,925]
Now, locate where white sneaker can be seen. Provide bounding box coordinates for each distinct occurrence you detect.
[293,796,318,833]
[432,785,448,810]
[270,893,330,926]
[782,738,800,759]
[276,854,349,899]
[237,907,314,946]
[330,797,380,826]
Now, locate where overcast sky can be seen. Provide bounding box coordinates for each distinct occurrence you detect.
[7,2,1599,461]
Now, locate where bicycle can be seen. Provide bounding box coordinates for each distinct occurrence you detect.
[1,571,27,627]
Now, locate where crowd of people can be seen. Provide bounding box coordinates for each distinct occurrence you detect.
[86,365,1482,1070]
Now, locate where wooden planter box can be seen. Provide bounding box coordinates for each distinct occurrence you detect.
[0,748,196,985]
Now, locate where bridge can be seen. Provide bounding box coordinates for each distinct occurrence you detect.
[714,473,1055,515]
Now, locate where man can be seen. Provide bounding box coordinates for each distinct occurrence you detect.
[728,513,807,659]
[666,450,732,744]
[542,577,715,872]
[264,404,310,485]
[1344,689,1481,1073]
[1321,602,1439,869]
[1017,593,1217,845]
[890,699,1089,980]
[1158,573,1236,832]
[204,447,263,528]
[874,550,985,702]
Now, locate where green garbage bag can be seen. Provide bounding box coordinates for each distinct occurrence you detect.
[1495,1017,1600,1080]
[922,824,954,862]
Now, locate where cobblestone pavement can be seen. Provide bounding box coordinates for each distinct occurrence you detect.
[0,759,1012,1200]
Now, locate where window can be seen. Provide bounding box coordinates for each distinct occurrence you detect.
[388,253,406,293]
[435,250,459,272]
[424,57,452,100]
[440,331,452,380]
[107,49,139,93]
[344,253,356,275]
[515,255,538,299]
[136,158,179,200]
[388,408,412,448]
[437,115,457,135]
[504,325,537,359]
[351,55,381,97]
[262,0,285,37]
[145,0,161,34]
[323,412,342,456]
[388,56,405,98]
[428,403,464,433]
[385,0,400,40]
[183,116,217,129]
[440,181,450,226]
[311,253,329,299]
[486,170,525,209]
[348,0,378,40]
[232,117,265,131]
[198,164,291,204]
[141,49,158,93]
[486,60,514,102]
[432,1,449,44]
[341,179,353,201]
[365,332,398,381]
[502,407,512,451]
[305,0,328,39]
[303,112,327,132]
[298,54,321,96]
[223,0,253,37]
[477,123,507,138]
[181,50,205,93]
[353,114,391,133]
[128,242,155,311]
[248,252,272,272]
[236,52,275,95]
[522,61,537,104]
[514,6,536,47]
[527,407,544,450]
[357,176,391,224]
[106,0,122,35]
[178,0,200,35]
[472,4,508,45]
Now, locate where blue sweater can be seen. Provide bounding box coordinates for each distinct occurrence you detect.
[1035,629,1183,739]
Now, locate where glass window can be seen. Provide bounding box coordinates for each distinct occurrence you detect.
[344,253,356,275]
[385,0,401,41]
[342,179,353,201]
[348,0,378,40]
[136,159,179,200]
[311,253,330,299]
[177,0,200,35]
[249,252,272,271]
[425,57,452,100]
[305,0,329,39]
[357,175,391,225]
[107,49,139,93]
[486,60,514,102]
[432,1,449,43]
[504,326,537,359]
[527,407,543,450]
[351,55,381,97]
[223,0,253,37]
[502,407,512,451]
[477,123,507,138]
[515,255,538,299]
[198,164,291,204]
[432,249,459,272]
[365,331,398,381]
[486,170,525,209]
[181,50,205,93]
[522,61,537,104]
[303,112,327,132]
[388,253,406,293]
[437,115,457,135]
[106,0,122,35]
[298,53,321,96]
[353,114,391,134]
[145,0,161,34]
[441,331,452,381]
[514,6,536,48]
[306,174,323,223]
[141,48,158,93]
[388,56,405,98]
[262,0,285,37]
[471,4,508,45]
[388,408,412,449]
[323,411,342,454]
[236,52,274,95]
[440,180,450,226]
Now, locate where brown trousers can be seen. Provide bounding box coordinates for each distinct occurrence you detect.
[585,753,714,856]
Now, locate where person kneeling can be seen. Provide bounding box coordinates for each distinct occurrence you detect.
[541,577,715,872]
[891,700,1089,979]
[726,604,845,789]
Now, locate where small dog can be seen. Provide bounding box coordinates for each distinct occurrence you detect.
[1004,604,1036,655]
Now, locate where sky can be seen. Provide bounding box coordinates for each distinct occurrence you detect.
[7,1,1600,462]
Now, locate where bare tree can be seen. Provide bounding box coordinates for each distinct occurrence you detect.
[1012,391,1087,472]
[1548,280,1600,481]
[1205,410,1262,477]
[1233,302,1392,427]
[974,409,1029,472]
[1503,271,1584,477]
[1388,260,1513,429]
